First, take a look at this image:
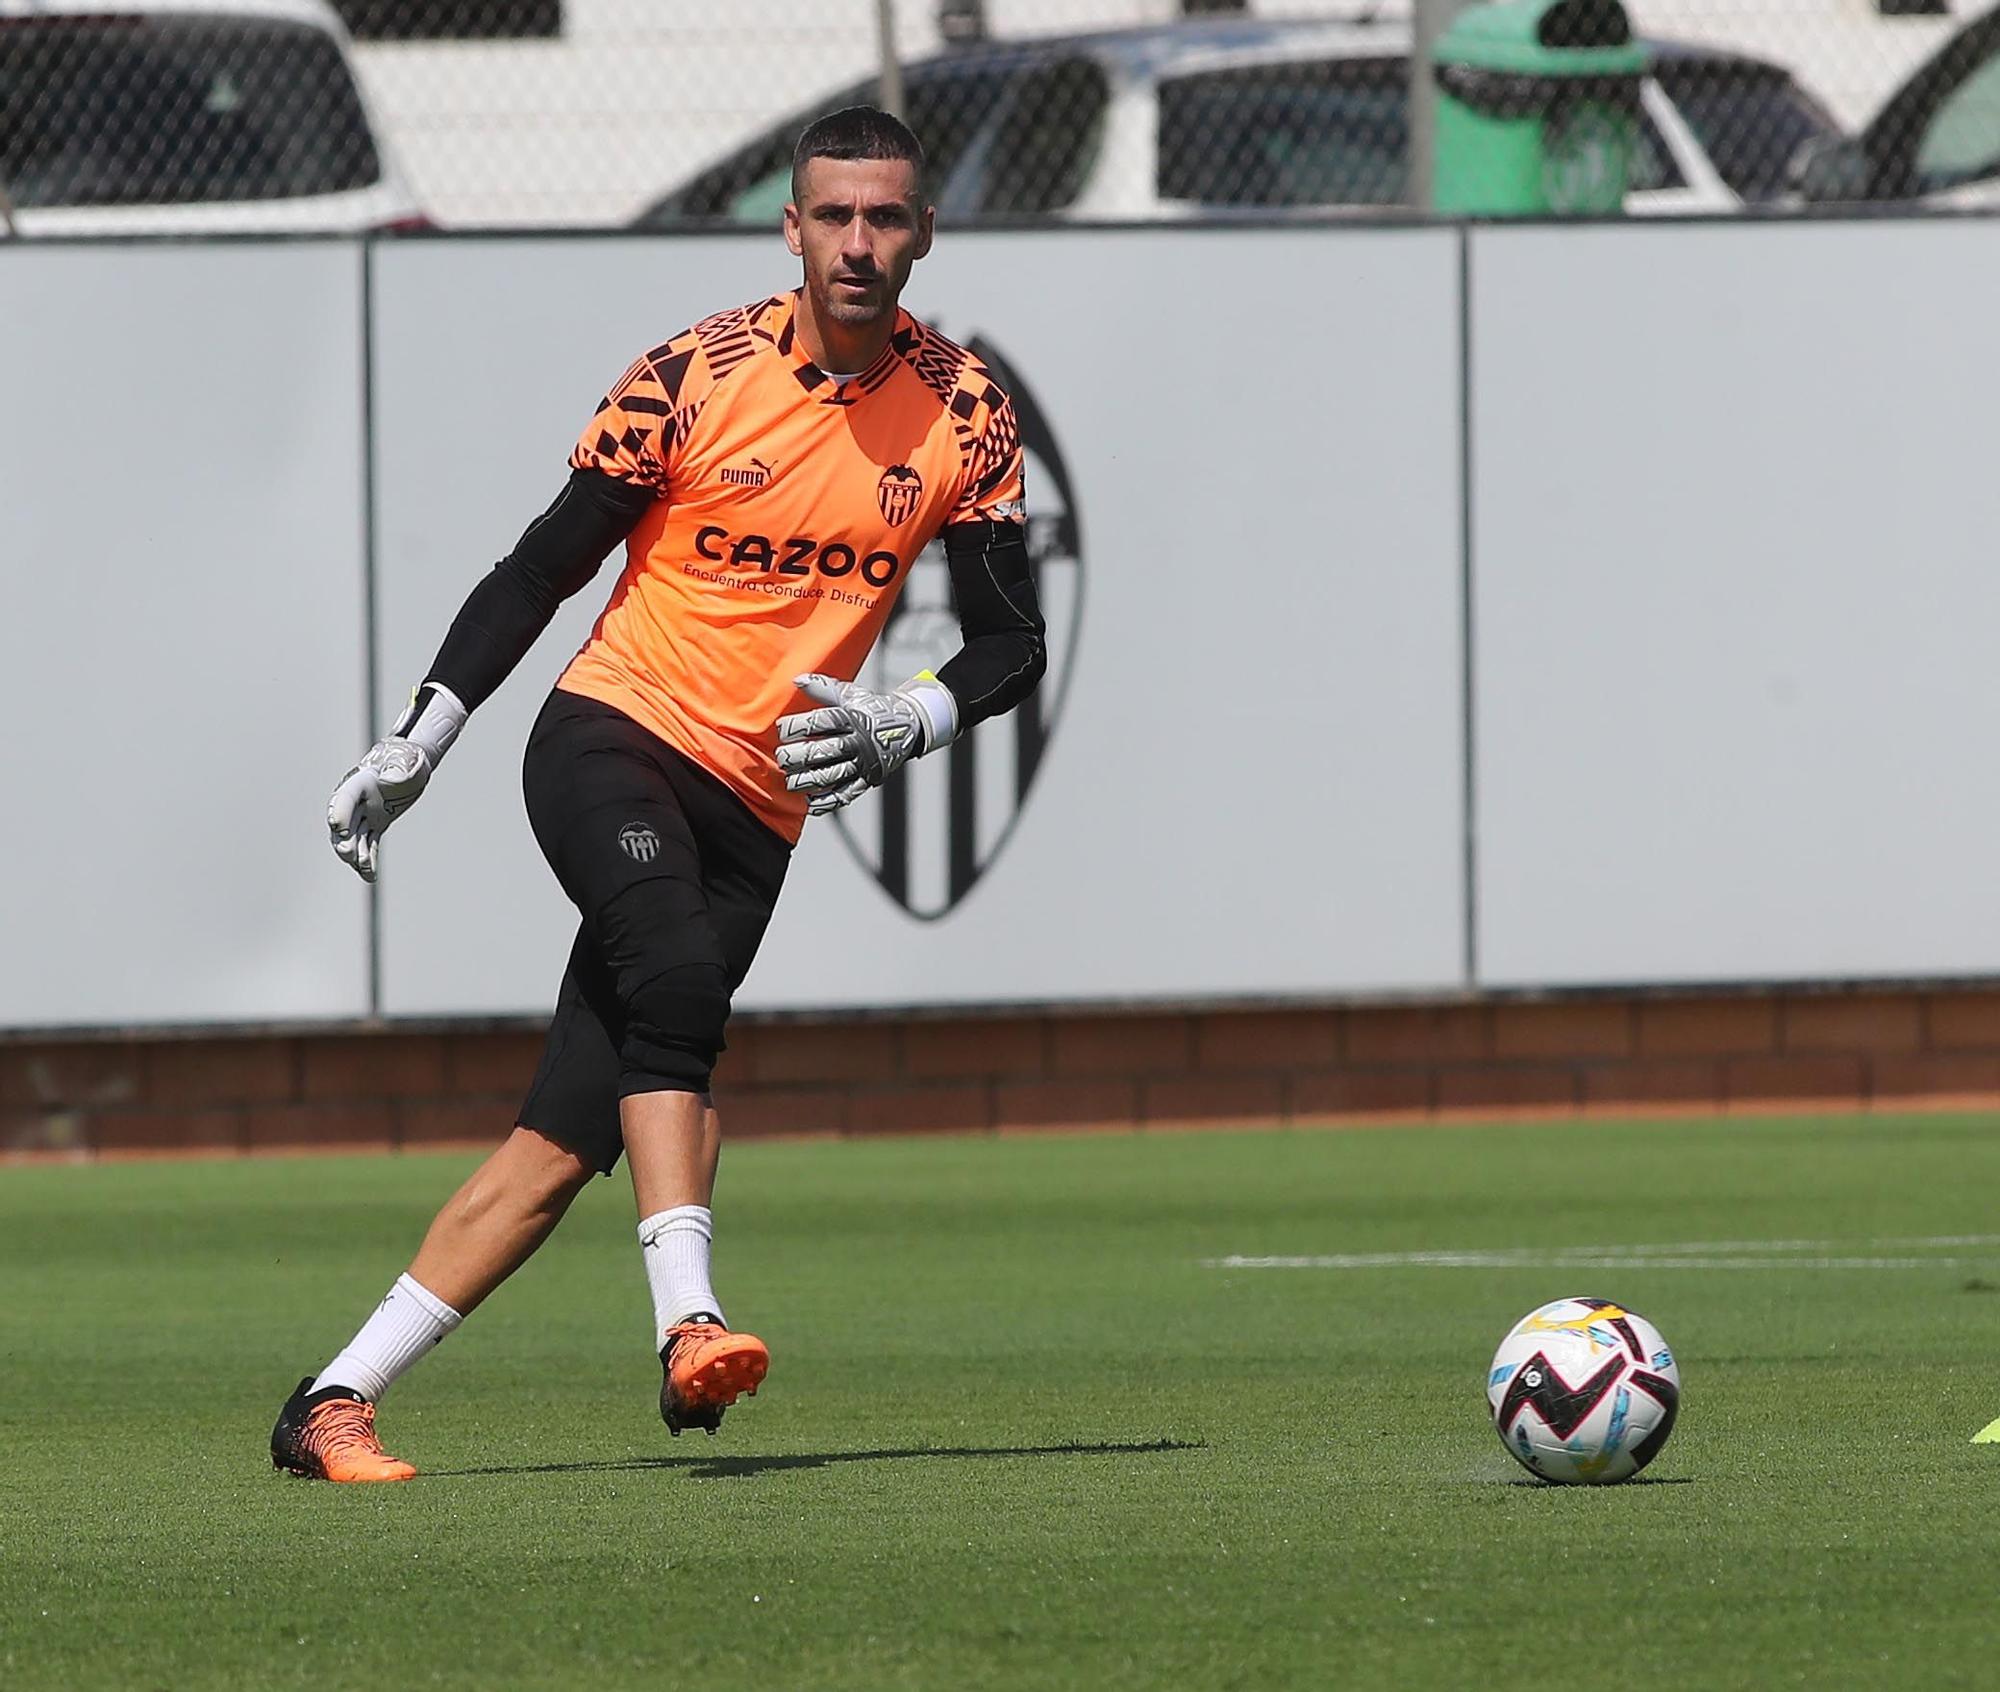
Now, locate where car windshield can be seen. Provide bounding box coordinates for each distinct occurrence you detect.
[1650,59,1838,202]
[963,57,1108,218]
[645,68,1015,226]
[1912,38,2000,193]
[0,15,380,208]
[1157,59,1409,209]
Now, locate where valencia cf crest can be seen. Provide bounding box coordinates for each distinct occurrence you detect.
[833,337,1084,921]
[877,464,923,525]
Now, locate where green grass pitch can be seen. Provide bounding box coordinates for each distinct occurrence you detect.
[5,1113,2000,1691]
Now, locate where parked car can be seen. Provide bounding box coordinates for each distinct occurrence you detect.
[633,16,1843,226]
[1796,0,2000,207]
[0,0,425,236]
[1642,43,1846,207]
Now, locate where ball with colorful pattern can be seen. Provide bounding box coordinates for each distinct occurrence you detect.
[1487,1297,1681,1485]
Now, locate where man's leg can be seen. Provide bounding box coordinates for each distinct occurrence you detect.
[271,1125,598,1484]
[624,745,794,1430]
[316,1124,592,1401]
[611,779,792,1423]
[521,693,790,1433]
[624,1091,767,1433]
[626,1090,725,1328]
[406,1125,597,1315]
[625,1091,721,1216]
[542,821,739,1358]
[274,932,624,1485]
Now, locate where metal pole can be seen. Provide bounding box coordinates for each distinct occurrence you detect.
[1410,0,1465,210]
[875,0,906,119]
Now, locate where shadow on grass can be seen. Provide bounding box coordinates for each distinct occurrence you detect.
[431,1437,1203,1482]
[1484,1474,1695,1488]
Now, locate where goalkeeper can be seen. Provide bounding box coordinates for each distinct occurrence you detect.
[271,105,1045,1483]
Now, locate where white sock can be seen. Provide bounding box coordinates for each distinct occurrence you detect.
[313,1273,463,1402]
[637,1205,723,1342]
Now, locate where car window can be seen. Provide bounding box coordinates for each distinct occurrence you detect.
[967,58,1109,217]
[0,16,380,207]
[654,85,861,225]
[646,68,1015,226]
[1158,59,1408,208]
[1626,102,1687,192]
[1650,60,1839,202]
[724,158,796,225]
[1913,45,2000,191]
[898,68,1020,214]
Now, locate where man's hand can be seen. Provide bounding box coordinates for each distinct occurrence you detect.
[327,683,468,882]
[775,672,958,817]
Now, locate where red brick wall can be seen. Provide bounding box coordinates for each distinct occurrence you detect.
[6,988,2000,1162]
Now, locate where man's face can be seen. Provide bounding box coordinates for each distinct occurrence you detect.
[785,156,934,332]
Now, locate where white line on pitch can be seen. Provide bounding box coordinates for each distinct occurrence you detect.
[1204,1253,1970,1271]
[1202,1235,2000,1271]
[1524,1234,2000,1256]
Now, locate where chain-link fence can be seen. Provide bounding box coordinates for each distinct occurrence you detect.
[2,0,1997,234]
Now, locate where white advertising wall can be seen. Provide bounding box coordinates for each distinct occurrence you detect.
[371,229,1470,1014]
[0,243,372,1028]
[9,217,2000,1031]
[1467,219,2000,987]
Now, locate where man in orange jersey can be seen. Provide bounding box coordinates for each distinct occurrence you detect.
[271,107,1045,1483]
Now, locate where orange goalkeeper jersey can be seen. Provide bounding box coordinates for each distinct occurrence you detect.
[556,291,1025,844]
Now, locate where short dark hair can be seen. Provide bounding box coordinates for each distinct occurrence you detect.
[791,105,927,204]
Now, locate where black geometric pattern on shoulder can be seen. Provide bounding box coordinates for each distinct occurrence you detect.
[579,350,678,491]
[693,303,759,382]
[746,295,790,349]
[646,342,698,412]
[966,393,1021,502]
[600,356,653,410]
[667,399,704,458]
[579,423,670,493]
[949,376,1005,423]
[900,322,970,407]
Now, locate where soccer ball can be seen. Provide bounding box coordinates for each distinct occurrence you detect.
[1487,1298,1681,1484]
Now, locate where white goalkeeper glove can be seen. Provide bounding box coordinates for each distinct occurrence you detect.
[775,671,959,817]
[327,682,468,882]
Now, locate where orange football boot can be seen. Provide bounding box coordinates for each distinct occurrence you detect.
[659,1316,768,1436]
[270,1378,417,1482]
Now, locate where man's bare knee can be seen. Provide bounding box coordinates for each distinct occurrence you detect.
[451,1126,592,1226]
[507,1125,596,1213]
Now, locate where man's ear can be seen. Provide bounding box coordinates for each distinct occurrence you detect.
[783,200,804,257]
[914,204,935,261]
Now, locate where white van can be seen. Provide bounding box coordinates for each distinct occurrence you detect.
[0,0,425,236]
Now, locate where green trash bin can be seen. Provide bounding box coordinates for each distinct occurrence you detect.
[1432,0,1646,214]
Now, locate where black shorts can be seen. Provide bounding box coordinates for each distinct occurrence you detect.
[516,690,791,1173]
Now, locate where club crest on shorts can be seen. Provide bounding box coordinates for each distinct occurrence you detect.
[618,823,660,863]
[832,336,1084,921]
[877,464,924,526]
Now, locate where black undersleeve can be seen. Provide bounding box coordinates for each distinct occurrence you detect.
[935,520,1048,726]
[425,469,655,710]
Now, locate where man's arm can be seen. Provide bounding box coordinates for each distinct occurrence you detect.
[775,519,1047,815]
[424,467,654,710]
[327,467,653,880]
[932,517,1048,734]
